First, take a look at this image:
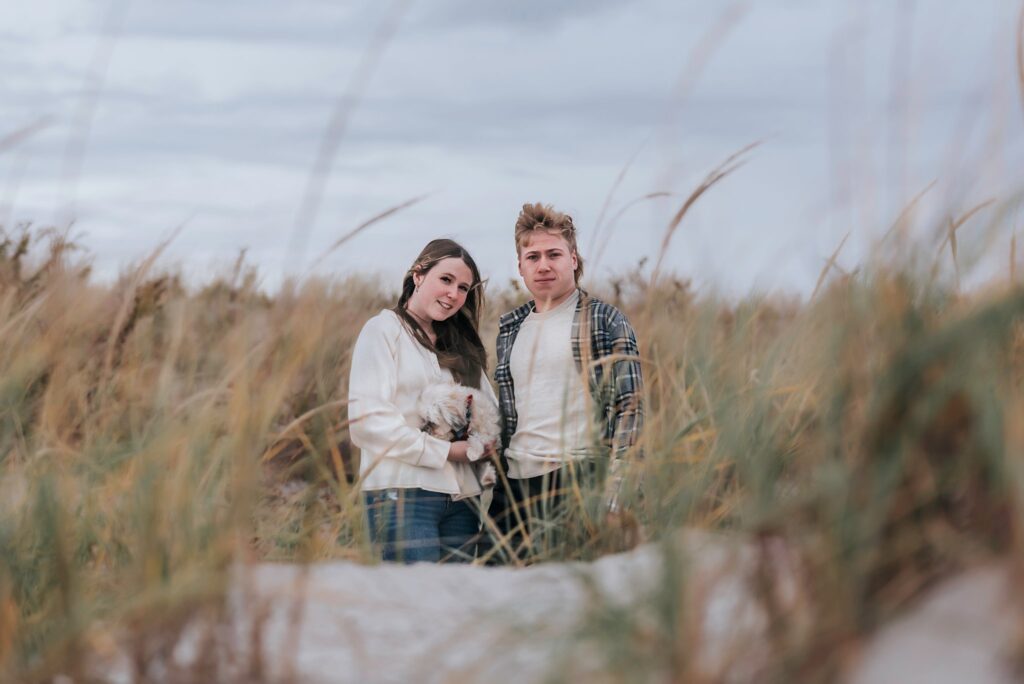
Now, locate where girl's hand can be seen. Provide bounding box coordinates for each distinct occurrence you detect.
[447,441,471,463]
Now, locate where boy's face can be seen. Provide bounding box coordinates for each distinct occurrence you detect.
[517,230,578,303]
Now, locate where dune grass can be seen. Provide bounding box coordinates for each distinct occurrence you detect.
[0,219,1021,681]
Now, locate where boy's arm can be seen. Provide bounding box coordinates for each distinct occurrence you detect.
[603,314,645,511]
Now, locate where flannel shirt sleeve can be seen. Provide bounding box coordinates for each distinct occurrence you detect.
[604,312,645,512]
[494,326,517,451]
[609,315,644,454]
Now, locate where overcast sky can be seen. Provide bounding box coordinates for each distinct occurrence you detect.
[2,0,1022,296]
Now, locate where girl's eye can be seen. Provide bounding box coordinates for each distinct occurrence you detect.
[459,285,469,293]
[441,276,451,283]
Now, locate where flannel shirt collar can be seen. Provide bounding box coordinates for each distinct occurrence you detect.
[498,288,587,332]
[498,300,534,331]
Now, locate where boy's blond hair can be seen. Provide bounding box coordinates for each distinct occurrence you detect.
[514,202,584,283]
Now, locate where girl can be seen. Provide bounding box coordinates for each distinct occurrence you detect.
[348,239,495,563]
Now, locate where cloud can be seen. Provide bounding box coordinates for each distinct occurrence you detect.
[89,0,372,45]
[1,0,1021,297]
[407,0,631,32]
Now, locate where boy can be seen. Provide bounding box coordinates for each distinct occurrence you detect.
[488,202,644,561]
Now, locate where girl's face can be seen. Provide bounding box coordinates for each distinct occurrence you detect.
[409,257,474,323]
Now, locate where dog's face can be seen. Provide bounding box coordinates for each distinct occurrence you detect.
[417,384,469,439]
[418,382,500,462]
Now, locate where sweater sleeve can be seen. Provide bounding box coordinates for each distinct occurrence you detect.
[347,316,451,469]
[467,369,500,463]
[477,369,499,408]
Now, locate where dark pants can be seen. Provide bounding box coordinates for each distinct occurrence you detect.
[483,462,598,564]
[364,488,480,564]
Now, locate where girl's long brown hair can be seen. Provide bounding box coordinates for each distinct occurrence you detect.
[393,239,487,389]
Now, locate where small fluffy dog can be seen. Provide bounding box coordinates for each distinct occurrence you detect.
[417,383,500,487]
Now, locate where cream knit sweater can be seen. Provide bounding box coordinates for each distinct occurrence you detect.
[348,310,494,499]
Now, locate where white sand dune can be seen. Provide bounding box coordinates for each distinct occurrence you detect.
[846,565,1020,684]
[95,533,1020,683]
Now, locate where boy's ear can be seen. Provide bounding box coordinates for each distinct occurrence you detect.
[571,251,578,271]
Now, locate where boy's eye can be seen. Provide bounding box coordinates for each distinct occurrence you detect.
[441,276,451,283]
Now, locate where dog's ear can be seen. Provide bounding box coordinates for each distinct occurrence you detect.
[436,389,466,427]
[419,401,441,425]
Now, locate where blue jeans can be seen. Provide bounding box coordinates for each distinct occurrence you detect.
[364,488,480,563]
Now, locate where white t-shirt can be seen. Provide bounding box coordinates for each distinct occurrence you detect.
[348,310,495,498]
[505,290,592,479]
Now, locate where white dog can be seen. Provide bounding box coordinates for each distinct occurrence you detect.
[417,383,500,487]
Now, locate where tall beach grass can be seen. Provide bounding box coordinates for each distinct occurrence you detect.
[0,213,1022,680]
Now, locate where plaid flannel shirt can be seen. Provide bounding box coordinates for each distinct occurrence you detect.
[494,290,644,507]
